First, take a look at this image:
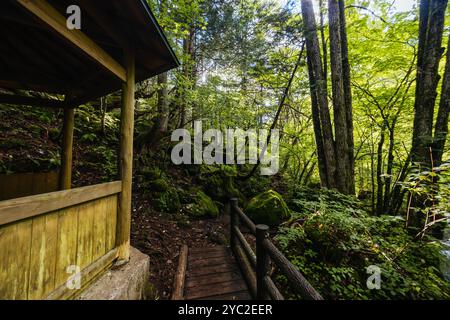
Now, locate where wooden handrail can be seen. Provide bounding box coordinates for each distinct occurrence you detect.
[0,181,122,226]
[233,225,256,267]
[232,202,256,234]
[229,198,323,300]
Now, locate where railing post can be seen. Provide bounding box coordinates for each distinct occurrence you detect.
[229,198,239,248]
[256,224,270,300]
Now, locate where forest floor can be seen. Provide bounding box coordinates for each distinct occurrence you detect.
[130,189,229,300]
[0,105,231,300]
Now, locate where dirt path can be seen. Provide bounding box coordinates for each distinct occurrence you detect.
[131,194,228,300]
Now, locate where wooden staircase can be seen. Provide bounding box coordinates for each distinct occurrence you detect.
[171,245,251,300]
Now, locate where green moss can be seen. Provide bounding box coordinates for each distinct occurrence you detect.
[149,178,169,192]
[154,188,181,213]
[187,190,219,218]
[141,167,164,180]
[200,164,244,202]
[245,190,291,226]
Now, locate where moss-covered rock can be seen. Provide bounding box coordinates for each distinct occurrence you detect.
[187,190,219,218]
[149,178,169,192]
[245,190,291,226]
[199,165,245,203]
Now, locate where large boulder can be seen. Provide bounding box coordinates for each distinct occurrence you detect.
[187,190,219,218]
[245,190,291,226]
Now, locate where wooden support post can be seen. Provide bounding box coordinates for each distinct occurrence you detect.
[230,198,239,248]
[59,108,75,190]
[256,224,270,300]
[116,48,135,263]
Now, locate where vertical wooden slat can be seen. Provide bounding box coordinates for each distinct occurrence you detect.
[28,213,58,299]
[55,207,78,287]
[93,198,107,260]
[11,220,32,299]
[76,202,95,270]
[0,224,16,299]
[106,195,118,251]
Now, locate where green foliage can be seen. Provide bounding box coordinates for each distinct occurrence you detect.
[154,188,181,214]
[199,165,243,202]
[275,187,450,300]
[186,189,219,218]
[149,178,170,192]
[246,190,291,226]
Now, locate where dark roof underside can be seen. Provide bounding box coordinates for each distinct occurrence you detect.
[0,0,179,103]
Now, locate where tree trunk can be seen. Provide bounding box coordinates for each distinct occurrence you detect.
[376,122,386,216]
[319,0,328,83]
[433,34,450,166]
[302,0,337,189]
[339,0,355,195]
[383,123,396,213]
[411,0,447,167]
[307,57,329,187]
[328,0,351,194]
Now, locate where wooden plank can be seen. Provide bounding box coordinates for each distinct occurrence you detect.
[186,279,248,300]
[0,93,69,109]
[105,195,118,251]
[92,198,107,261]
[28,213,58,299]
[0,220,33,299]
[17,0,126,81]
[187,263,238,278]
[0,181,122,226]
[76,202,95,270]
[189,246,227,254]
[171,245,188,300]
[54,207,79,287]
[46,248,118,300]
[0,224,15,299]
[0,172,59,201]
[116,47,135,262]
[189,248,229,261]
[188,256,235,269]
[186,271,243,289]
[204,291,252,300]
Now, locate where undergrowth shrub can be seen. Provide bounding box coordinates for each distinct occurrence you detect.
[274,186,450,300]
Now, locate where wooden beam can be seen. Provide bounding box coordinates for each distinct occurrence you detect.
[59,108,75,190]
[0,181,122,226]
[17,0,126,81]
[0,93,69,109]
[171,245,188,300]
[45,248,118,300]
[116,48,135,263]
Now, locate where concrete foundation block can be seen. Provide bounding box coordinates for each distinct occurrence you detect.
[77,247,150,300]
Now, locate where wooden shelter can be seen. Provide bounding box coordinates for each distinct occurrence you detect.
[0,0,178,299]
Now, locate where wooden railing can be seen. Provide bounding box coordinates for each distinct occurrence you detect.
[0,171,59,201]
[0,181,121,300]
[228,198,323,300]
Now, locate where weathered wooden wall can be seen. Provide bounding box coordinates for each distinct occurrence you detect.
[0,183,120,300]
[0,171,59,201]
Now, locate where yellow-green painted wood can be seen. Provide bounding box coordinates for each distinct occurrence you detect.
[0,189,119,300]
